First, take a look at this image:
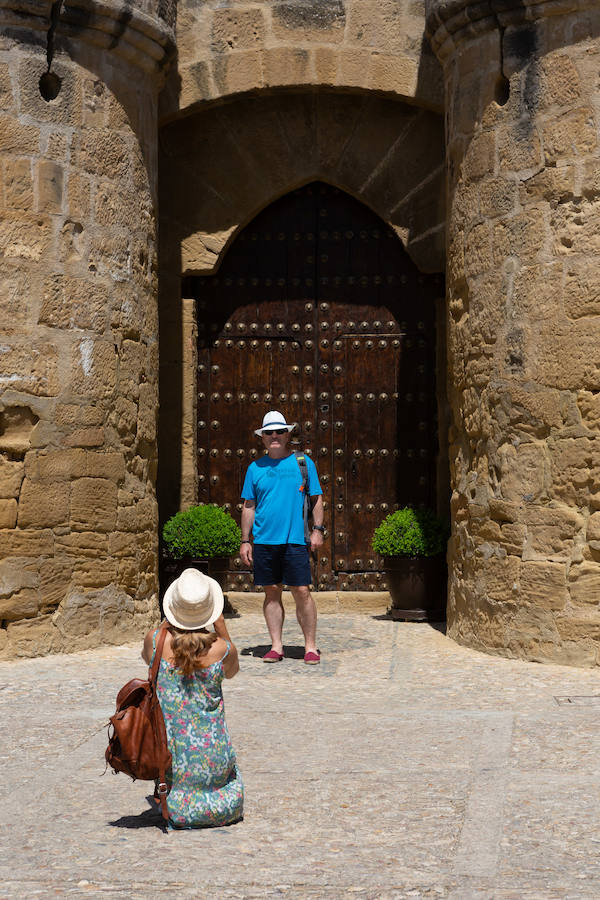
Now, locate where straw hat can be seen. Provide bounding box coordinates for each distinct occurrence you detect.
[254,410,297,436]
[163,568,224,631]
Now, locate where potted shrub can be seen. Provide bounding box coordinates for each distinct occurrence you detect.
[372,506,449,621]
[160,504,242,604]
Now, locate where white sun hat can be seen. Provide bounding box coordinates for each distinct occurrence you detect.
[163,568,224,631]
[254,410,297,436]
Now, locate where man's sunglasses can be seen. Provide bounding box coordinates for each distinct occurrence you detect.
[265,429,288,436]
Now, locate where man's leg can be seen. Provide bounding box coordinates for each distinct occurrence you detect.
[290,585,318,655]
[263,584,285,655]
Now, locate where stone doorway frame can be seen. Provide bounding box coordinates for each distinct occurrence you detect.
[157,89,450,556]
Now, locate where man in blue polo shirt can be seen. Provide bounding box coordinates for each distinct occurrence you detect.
[240,411,324,664]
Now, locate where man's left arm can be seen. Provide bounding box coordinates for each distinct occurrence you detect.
[310,494,324,552]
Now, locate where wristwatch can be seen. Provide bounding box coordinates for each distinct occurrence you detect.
[312,525,325,533]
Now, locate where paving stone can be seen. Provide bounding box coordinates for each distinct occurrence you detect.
[2,612,600,896]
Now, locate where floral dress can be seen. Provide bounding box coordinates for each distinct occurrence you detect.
[150,630,244,828]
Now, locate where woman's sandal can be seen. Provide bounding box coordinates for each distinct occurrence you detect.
[303,650,321,665]
[262,649,284,662]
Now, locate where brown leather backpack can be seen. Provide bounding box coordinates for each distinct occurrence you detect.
[105,623,172,820]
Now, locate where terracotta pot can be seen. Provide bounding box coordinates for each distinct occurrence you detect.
[384,554,447,622]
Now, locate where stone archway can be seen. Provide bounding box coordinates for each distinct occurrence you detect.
[184,181,443,591]
[157,89,448,530]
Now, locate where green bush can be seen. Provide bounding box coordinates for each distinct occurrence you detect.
[372,506,449,558]
[162,504,241,559]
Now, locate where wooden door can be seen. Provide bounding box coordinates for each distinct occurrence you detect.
[186,183,442,591]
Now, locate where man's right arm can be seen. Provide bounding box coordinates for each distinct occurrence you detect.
[240,499,255,567]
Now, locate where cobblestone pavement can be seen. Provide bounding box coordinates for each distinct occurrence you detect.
[3,610,600,899]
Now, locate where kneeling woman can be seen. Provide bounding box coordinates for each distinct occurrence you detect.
[142,568,244,828]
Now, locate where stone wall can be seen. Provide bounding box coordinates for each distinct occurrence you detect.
[160,0,443,118]
[0,2,173,656]
[427,0,600,664]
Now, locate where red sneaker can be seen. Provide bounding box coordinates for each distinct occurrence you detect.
[262,649,284,663]
[303,651,321,665]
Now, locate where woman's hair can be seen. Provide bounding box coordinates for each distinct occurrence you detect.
[170,626,218,676]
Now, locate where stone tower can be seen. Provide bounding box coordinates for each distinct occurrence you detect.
[0,0,173,654]
[427,0,600,663]
[3,0,600,667]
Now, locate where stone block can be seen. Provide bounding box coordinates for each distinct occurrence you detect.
[520,561,568,610]
[518,164,575,205]
[0,528,53,556]
[314,47,338,85]
[87,233,130,282]
[479,176,517,218]
[71,557,117,588]
[0,212,51,262]
[67,173,91,220]
[263,48,309,88]
[36,160,64,214]
[210,7,266,52]
[108,531,137,558]
[0,113,39,153]
[18,58,81,126]
[548,437,593,506]
[368,53,418,97]
[569,561,600,606]
[5,613,55,657]
[45,131,69,162]
[116,497,156,533]
[212,50,263,94]
[0,457,23,498]
[64,427,105,447]
[511,262,564,323]
[55,530,108,559]
[493,207,546,266]
[70,478,117,532]
[497,441,547,504]
[522,505,583,560]
[74,131,131,180]
[462,130,495,182]
[0,498,17,528]
[538,54,581,109]
[0,587,40,621]
[543,108,597,165]
[24,449,83,482]
[38,557,72,613]
[0,262,39,334]
[498,122,542,172]
[18,480,69,528]
[464,222,492,277]
[3,157,33,210]
[39,273,109,332]
[475,555,520,602]
[94,183,151,230]
[533,321,600,391]
[137,382,157,443]
[0,62,14,110]
[52,584,134,643]
[0,557,38,598]
[80,451,125,482]
[0,342,59,397]
[272,1,344,42]
[555,616,600,643]
[70,339,117,399]
[564,266,600,319]
[336,49,373,87]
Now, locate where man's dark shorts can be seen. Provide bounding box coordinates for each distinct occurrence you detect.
[253,543,311,587]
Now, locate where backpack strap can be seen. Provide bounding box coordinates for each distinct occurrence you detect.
[294,452,312,543]
[149,622,170,822]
